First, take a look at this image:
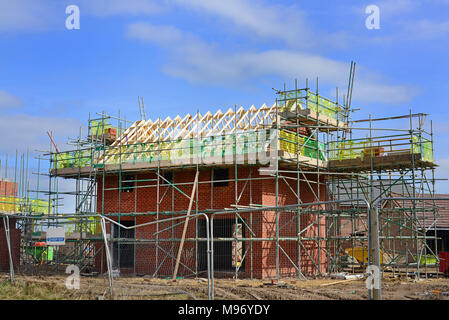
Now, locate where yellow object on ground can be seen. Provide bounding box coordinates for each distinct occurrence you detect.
[345,247,383,264]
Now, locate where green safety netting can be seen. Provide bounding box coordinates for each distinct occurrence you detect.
[305,92,342,120]
[90,119,112,137]
[108,129,329,164]
[53,150,92,169]
[54,129,333,169]
[0,196,51,214]
[67,216,101,236]
[279,130,326,161]
[412,135,434,162]
[103,130,270,165]
[53,132,433,167]
[328,140,368,161]
[89,119,123,139]
[279,90,343,121]
[328,134,434,162]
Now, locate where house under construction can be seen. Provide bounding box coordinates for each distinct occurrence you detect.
[0,74,444,284]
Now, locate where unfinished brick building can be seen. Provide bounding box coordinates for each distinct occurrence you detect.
[92,167,327,278]
[48,83,439,280]
[51,91,339,279]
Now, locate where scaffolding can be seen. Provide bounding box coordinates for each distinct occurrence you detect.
[1,77,445,297]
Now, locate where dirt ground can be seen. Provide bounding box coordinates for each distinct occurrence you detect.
[1,273,449,300]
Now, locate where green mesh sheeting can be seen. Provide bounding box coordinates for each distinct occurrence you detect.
[53,131,434,168]
[53,150,92,169]
[114,130,270,164]
[279,130,326,161]
[328,140,367,161]
[278,90,343,121]
[90,119,112,137]
[53,129,332,169]
[67,216,101,236]
[0,196,51,214]
[328,134,434,162]
[306,92,342,120]
[412,135,434,162]
[54,130,270,167]
[89,119,123,138]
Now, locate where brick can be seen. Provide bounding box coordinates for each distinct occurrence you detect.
[94,166,327,278]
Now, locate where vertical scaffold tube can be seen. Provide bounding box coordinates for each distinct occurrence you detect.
[3,216,14,282]
[100,217,114,296]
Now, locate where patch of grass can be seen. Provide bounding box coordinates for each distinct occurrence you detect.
[0,280,68,300]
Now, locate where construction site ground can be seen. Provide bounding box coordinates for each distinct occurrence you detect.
[1,273,449,300]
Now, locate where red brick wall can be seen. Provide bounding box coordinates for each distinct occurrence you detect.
[95,167,327,278]
[0,180,17,197]
[0,181,20,272]
[259,173,327,277]
[0,218,20,272]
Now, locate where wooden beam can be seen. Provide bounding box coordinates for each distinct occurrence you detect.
[172,169,200,280]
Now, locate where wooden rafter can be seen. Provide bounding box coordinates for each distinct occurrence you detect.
[100,102,285,164]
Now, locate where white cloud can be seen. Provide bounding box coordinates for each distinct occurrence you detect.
[0,106,84,213]
[126,22,415,105]
[377,0,420,17]
[126,22,200,46]
[0,0,164,33]
[0,90,23,109]
[80,0,164,16]
[0,113,84,154]
[351,0,419,18]
[401,19,449,40]
[85,0,345,49]
[164,50,346,85]
[352,1,449,42]
[352,80,417,104]
[0,0,59,33]
[172,0,312,47]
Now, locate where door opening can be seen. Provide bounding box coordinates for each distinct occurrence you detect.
[112,220,135,269]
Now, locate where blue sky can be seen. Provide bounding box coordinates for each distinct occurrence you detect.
[0,0,449,195]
